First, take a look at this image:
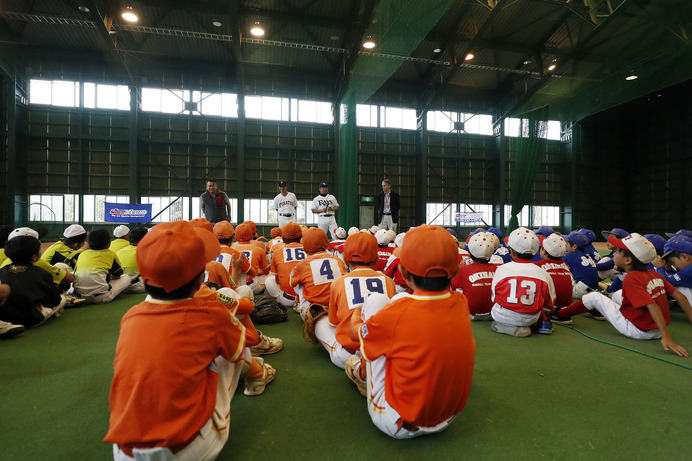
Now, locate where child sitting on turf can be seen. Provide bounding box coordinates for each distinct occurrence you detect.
[0,231,66,329]
[598,227,629,284]
[265,223,304,308]
[40,224,87,271]
[115,227,148,294]
[562,230,599,298]
[487,227,513,263]
[551,233,692,357]
[373,229,394,272]
[535,233,574,309]
[348,225,475,439]
[232,223,270,295]
[450,232,497,320]
[105,220,250,459]
[109,225,131,253]
[490,227,556,337]
[73,229,131,304]
[211,221,251,295]
[652,234,692,306]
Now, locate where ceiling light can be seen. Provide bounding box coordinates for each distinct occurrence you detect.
[212,21,222,27]
[250,21,265,37]
[330,34,340,41]
[464,53,475,61]
[362,36,376,49]
[433,48,442,53]
[121,6,138,22]
[78,5,90,13]
[547,60,557,71]
[625,74,638,81]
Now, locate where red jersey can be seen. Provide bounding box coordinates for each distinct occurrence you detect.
[491,259,555,315]
[105,298,246,448]
[620,270,676,331]
[534,259,573,308]
[383,254,410,292]
[270,242,305,296]
[373,246,395,272]
[360,290,475,427]
[290,251,347,306]
[450,262,496,315]
[327,239,346,256]
[329,267,396,351]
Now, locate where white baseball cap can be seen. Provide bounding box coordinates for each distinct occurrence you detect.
[7,227,39,241]
[347,226,359,236]
[394,232,406,248]
[609,232,657,264]
[468,232,496,260]
[485,232,500,251]
[375,229,392,246]
[113,225,130,238]
[508,227,540,255]
[542,233,568,258]
[64,224,87,238]
[334,227,346,239]
[369,225,380,234]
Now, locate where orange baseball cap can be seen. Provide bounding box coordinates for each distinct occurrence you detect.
[243,220,257,234]
[303,227,329,253]
[282,222,302,240]
[189,218,213,233]
[270,227,282,238]
[344,232,378,264]
[235,223,253,242]
[137,221,220,293]
[400,225,459,277]
[213,221,235,239]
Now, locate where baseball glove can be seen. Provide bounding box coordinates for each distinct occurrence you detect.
[303,304,328,344]
[250,297,288,324]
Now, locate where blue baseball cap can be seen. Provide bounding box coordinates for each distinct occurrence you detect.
[663,235,692,259]
[445,228,458,239]
[469,227,486,236]
[601,228,630,240]
[643,234,667,251]
[578,228,597,244]
[533,226,555,237]
[665,229,692,239]
[487,227,502,238]
[564,231,589,248]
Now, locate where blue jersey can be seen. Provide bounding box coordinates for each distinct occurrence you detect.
[494,243,514,264]
[596,250,616,271]
[585,244,601,262]
[656,265,692,288]
[563,249,599,289]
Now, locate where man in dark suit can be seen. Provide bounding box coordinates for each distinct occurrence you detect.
[375,179,400,233]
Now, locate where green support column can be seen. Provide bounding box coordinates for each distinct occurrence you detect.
[415,109,428,225]
[128,85,140,204]
[78,81,85,224]
[6,79,23,226]
[494,116,506,232]
[337,95,358,229]
[565,122,579,230]
[236,94,245,222]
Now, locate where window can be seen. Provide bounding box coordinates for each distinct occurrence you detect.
[141,88,187,114]
[427,111,456,133]
[504,205,530,227]
[539,121,562,140]
[291,99,333,124]
[245,95,290,121]
[427,111,493,135]
[426,203,453,226]
[356,104,378,127]
[380,106,417,130]
[29,194,79,222]
[532,206,560,227]
[504,118,528,138]
[84,83,130,110]
[192,91,238,117]
[29,79,79,107]
[461,114,493,135]
[461,204,493,226]
[82,195,129,223]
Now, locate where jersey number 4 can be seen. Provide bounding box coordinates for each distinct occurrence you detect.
[345,277,385,309]
[309,258,342,286]
[505,279,537,306]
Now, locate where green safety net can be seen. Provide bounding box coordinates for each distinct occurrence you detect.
[338,0,456,229]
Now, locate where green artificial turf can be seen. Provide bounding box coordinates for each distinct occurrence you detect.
[2,293,692,460]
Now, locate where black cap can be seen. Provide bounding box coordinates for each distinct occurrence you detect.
[319,182,328,188]
[278,181,288,187]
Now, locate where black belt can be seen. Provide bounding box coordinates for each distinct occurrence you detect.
[383,213,392,215]
[280,213,294,217]
[320,214,333,217]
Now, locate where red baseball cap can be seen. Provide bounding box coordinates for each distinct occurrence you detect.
[303,227,329,253]
[189,218,213,233]
[282,222,302,240]
[344,232,378,264]
[400,225,459,277]
[270,227,283,238]
[235,223,253,242]
[608,232,656,264]
[213,221,235,239]
[137,221,220,293]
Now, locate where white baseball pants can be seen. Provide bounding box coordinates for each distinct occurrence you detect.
[580,292,661,340]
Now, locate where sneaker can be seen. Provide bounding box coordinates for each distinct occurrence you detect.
[249,331,283,356]
[588,310,606,321]
[549,309,573,325]
[62,293,87,308]
[537,320,553,335]
[244,357,276,396]
[0,320,25,338]
[345,355,367,397]
[490,321,531,337]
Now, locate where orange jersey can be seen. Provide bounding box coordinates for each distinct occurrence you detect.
[329,266,396,351]
[360,290,475,427]
[232,242,270,280]
[266,236,283,255]
[105,297,246,448]
[194,285,258,345]
[270,242,305,296]
[290,251,347,306]
[215,246,252,276]
[204,261,233,289]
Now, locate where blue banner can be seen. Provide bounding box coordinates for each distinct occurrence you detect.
[104,202,152,223]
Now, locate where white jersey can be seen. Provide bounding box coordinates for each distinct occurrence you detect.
[311,194,339,219]
[273,192,297,216]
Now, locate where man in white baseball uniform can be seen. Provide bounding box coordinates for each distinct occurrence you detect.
[273,181,298,227]
[311,182,339,240]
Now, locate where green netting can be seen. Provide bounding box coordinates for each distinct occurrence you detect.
[338,0,456,228]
